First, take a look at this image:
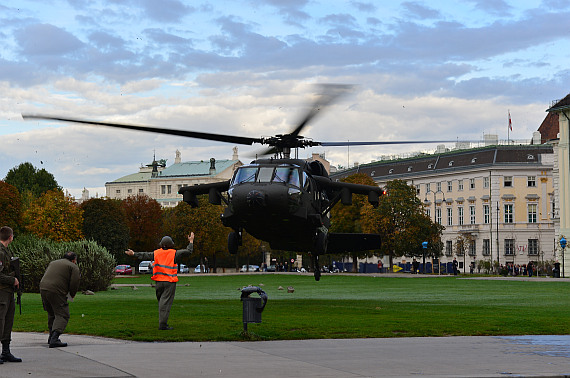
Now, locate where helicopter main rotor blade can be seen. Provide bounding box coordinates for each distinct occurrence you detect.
[289,84,353,138]
[319,140,470,147]
[22,114,262,146]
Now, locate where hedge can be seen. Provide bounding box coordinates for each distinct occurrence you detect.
[9,234,116,293]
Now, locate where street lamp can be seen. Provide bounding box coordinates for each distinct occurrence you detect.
[560,237,566,278]
[422,241,428,274]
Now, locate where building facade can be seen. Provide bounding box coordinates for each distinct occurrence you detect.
[105,148,242,207]
[331,144,556,270]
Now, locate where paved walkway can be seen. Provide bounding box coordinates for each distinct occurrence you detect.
[3,332,570,377]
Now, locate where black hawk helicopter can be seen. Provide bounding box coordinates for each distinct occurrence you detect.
[23,85,455,280]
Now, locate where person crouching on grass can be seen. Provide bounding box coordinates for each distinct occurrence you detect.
[125,233,194,330]
[40,251,80,348]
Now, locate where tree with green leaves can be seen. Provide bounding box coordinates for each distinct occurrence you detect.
[22,189,83,242]
[330,173,380,272]
[0,181,22,232]
[80,198,130,263]
[123,193,163,252]
[4,162,60,199]
[362,179,443,272]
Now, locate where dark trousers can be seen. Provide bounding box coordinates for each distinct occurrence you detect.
[0,290,15,343]
[40,290,70,334]
[155,281,176,327]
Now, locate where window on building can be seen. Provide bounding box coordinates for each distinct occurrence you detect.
[447,181,453,192]
[504,239,515,255]
[416,188,420,195]
[504,176,513,187]
[167,185,172,194]
[483,204,490,224]
[127,189,132,194]
[469,205,476,224]
[483,239,490,256]
[458,180,464,191]
[469,240,476,256]
[458,206,464,225]
[161,185,166,195]
[426,183,431,193]
[447,207,453,226]
[426,209,431,218]
[528,239,538,255]
[527,176,536,187]
[436,182,442,192]
[138,188,144,193]
[528,204,537,223]
[483,176,489,188]
[504,204,513,223]
[436,208,442,225]
[446,240,453,256]
[469,178,475,189]
[116,189,120,194]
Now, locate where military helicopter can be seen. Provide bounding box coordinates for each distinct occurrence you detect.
[23,85,455,280]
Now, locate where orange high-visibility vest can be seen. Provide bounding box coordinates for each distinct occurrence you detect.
[151,248,178,282]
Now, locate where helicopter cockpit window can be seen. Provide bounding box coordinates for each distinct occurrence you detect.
[273,167,290,183]
[287,169,300,187]
[257,167,274,182]
[233,166,258,185]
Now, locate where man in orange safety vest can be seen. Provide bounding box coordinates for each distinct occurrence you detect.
[125,233,194,330]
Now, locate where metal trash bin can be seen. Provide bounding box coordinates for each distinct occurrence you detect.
[240,286,268,332]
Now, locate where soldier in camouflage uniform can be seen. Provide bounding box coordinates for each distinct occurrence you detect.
[0,226,22,363]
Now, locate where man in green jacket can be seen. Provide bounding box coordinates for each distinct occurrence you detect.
[40,251,80,348]
[0,226,22,363]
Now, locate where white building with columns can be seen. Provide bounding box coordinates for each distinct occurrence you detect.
[105,148,242,207]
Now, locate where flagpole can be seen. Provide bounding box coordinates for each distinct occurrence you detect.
[508,110,511,145]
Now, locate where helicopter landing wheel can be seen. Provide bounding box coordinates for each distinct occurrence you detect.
[228,232,239,254]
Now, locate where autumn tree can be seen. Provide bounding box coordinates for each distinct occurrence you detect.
[0,181,22,231]
[22,189,83,242]
[330,173,380,272]
[123,194,163,251]
[163,197,229,271]
[81,198,130,262]
[362,179,443,271]
[4,162,60,199]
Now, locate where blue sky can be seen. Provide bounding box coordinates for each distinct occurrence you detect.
[1,0,569,198]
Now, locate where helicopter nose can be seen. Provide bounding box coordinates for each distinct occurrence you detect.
[246,190,266,207]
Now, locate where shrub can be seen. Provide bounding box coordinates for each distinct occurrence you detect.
[10,235,116,293]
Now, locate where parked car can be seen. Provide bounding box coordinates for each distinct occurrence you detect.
[240,265,260,272]
[194,264,207,273]
[115,265,133,275]
[138,261,152,274]
[266,265,276,272]
[179,264,189,273]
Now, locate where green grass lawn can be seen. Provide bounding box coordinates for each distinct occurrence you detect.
[14,274,570,342]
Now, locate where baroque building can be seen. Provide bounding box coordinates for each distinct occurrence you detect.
[105,148,242,207]
[331,142,556,270]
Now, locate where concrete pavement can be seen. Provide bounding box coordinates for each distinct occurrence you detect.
[2,332,570,377]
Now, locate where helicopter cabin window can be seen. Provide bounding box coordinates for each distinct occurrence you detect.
[233,166,258,184]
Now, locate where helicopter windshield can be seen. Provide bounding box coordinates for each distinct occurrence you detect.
[232,165,302,187]
[233,166,257,184]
